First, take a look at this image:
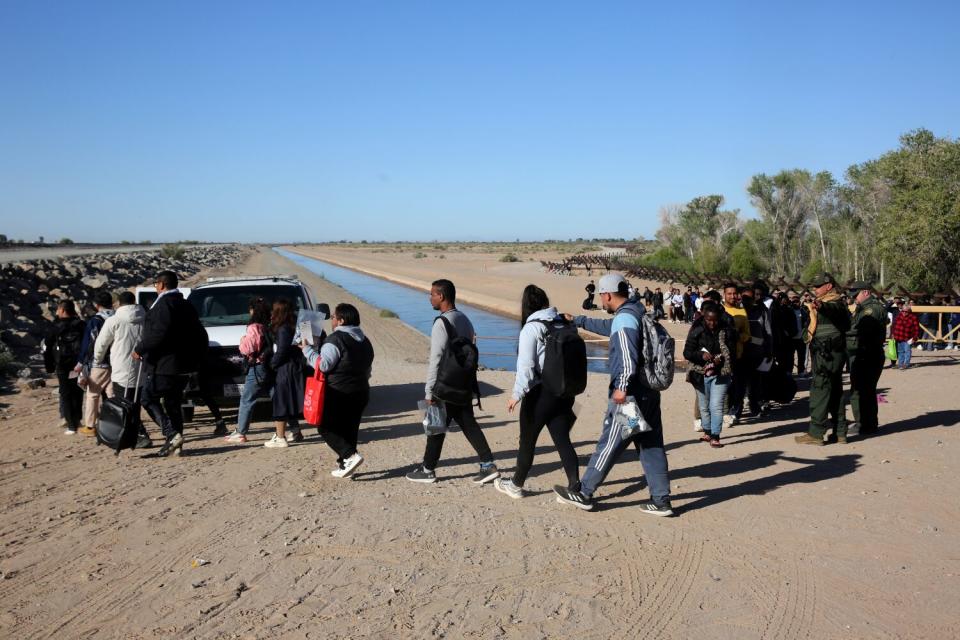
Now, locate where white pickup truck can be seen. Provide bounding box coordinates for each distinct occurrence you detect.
[137,275,329,420]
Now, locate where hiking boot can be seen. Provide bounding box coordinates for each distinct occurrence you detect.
[553,485,594,511]
[794,432,825,446]
[224,431,248,443]
[212,419,228,436]
[264,434,288,448]
[332,453,364,478]
[285,430,304,443]
[494,477,524,499]
[78,425,96,436]
[638,501,675,517]
[157,433,183,457]
[136,434,154,449]
[406,466,437,483]
[472,464,500,485]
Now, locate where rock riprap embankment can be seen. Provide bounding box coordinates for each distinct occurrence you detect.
[0,245,248,367]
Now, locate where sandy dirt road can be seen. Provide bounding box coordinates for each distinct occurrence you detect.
[1,248,957,639]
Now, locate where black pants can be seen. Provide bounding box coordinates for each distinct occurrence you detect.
[320,386,369,464]
[423,402,494,470]
[511,385,579,490]
[849,354,883,432]
[791,339,807,374]
[57,370,83,429]
[748,368,767,414]
[142,372,188,440]
[112,382,149,436]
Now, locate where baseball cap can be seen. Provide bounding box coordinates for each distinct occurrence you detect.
[809,272,836,287]
[598,273,627,294]
[847,280,872,294]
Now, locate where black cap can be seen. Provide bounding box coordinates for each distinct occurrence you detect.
[847,280,873,293]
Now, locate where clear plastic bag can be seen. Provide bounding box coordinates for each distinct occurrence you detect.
[417,400,450,435]
[613,397,651,440]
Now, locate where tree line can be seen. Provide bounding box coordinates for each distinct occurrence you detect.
[641,129,960,292]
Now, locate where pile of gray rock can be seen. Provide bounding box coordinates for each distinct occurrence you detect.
[0,245,248,369]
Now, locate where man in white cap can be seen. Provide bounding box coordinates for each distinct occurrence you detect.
[558,273,673,516]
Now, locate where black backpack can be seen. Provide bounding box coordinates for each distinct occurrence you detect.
[535,318,587,398]
[47,320,84,372]
[432,316,480,407]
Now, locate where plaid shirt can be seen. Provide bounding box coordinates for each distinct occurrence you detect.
[891,310,920,342]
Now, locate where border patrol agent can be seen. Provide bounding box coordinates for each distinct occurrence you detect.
[846,281,887,437]
[796,273,851,445]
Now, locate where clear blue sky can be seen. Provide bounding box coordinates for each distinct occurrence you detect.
[1,1,958,243]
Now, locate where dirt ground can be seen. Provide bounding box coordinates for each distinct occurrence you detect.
[1,247,958,639]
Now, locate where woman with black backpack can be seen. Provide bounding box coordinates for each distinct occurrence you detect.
[494,285,582,500]
[263,298,305,448]
[224,297,272,444]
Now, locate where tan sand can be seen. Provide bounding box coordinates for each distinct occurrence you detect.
[1,246,957,638]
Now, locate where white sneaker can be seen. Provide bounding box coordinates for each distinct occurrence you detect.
[224,432,247,443]
[264,434,288,448]
[64,428,77,435]
[494,477,524,499]
[332,453,364,478]
[693,419,703,432]
[722,415,734,428]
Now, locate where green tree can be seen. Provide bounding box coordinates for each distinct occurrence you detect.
[849,129,960,291]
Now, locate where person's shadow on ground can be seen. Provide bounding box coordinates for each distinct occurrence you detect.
[597,450,862,513]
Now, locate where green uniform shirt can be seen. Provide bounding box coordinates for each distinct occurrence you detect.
[847,295,888,354]
[814,299,851,342]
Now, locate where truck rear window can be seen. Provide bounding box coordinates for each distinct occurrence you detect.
[189,285,306,327]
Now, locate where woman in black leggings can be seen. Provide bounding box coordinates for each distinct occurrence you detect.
[494,285,581,499]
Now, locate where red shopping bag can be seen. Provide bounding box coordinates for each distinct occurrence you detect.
[303,368,326,425]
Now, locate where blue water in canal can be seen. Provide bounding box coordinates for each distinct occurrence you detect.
[275,248,609,373]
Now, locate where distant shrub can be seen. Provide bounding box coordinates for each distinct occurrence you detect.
[58,238,74,245]
[379,308,399,318]
[437,254,446,259]
[161,243,185,260]
[120,240,132,245]
[499,253,520,263]
[413,252,427,259]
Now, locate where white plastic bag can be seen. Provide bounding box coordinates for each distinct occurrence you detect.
[417,400,449,435]
[613,397,651,439]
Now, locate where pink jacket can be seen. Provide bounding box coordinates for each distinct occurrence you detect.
[239,323,269,363]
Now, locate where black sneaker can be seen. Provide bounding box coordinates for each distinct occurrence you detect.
[136,434,154,449]
[553,485,594,511]
[405,466,437,483]
[472,464,500,485]
[638,501,674,517]
[157,433,183,458]
[213,419,228,436]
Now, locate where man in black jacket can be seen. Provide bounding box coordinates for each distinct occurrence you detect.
[134,271,207,457]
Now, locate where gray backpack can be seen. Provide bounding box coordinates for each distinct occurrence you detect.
[621,306,674,391]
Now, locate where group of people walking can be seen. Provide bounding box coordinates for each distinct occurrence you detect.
[45,264,939,516]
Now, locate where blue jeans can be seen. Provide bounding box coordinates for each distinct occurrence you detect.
[236,363,268,435]
[896,341,912,368]
[697,375,730,436]
[580,392,671,505]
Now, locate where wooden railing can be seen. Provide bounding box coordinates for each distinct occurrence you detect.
[907,305,960,345]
